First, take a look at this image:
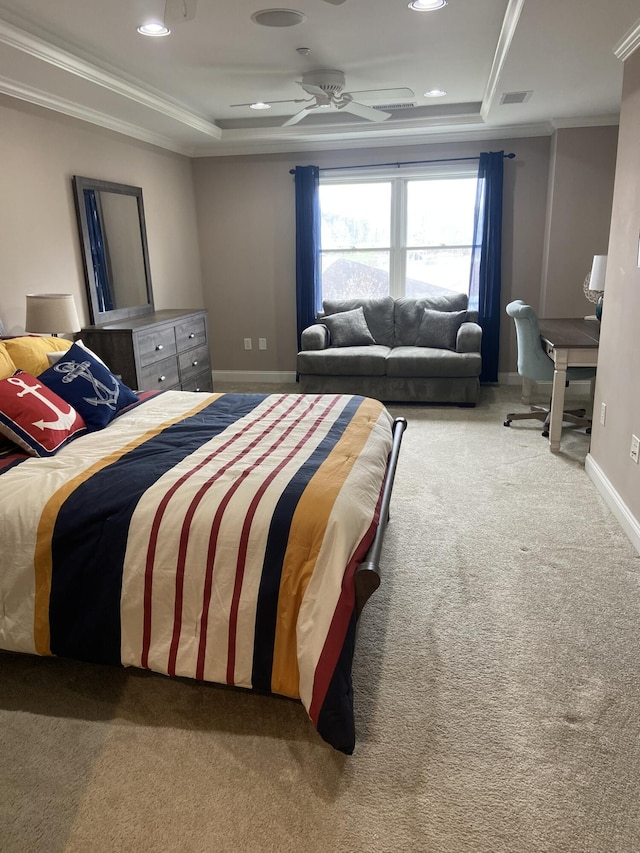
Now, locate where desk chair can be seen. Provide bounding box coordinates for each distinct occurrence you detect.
[504,300,595,436]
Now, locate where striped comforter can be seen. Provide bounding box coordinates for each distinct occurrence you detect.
[0,391,393,752]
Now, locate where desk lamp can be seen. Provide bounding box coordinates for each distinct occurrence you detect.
[25,293,81,337]
[588,255,607,321]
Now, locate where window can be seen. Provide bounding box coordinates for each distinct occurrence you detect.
[319,166,477,302]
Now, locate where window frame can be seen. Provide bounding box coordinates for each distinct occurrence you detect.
[319,162,478,300]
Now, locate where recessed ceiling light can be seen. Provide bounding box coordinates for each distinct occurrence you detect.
[424,88,447,97]
[408,0,447,10]
[137,22,171,36]
[250,102,272,110]
[251,9,306,27]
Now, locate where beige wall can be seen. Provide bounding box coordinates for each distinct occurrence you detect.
[0,96,204,335]
[589,49,640,531]
[541,126,618,318]
[193,135,553,376]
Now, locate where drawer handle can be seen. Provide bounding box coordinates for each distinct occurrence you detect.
[192,360,198,367]
[188,333,195,339]
[158,375,166,382]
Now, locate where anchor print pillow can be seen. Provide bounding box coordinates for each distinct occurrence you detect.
[0,371,86,457]
[38,343,138,431]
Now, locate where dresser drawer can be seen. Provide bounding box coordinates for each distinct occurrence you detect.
[137,326,177,367]
[181,370,213,393]
[175,316,207,352]
[139,356,180,390]
[178,344,210,378]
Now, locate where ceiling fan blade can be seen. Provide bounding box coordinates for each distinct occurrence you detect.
[164,0,197,24]
[348,87,415,103]
[339,100,391,122]
[230,98,308,107]
[282,106,319,127]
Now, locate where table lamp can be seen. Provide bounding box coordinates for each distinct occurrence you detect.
[588,255,607,321]
[25,293,81,337]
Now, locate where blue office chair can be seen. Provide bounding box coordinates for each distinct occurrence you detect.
[504,300,596,436]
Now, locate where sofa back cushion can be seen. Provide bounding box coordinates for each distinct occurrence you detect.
[394,293,469,346]
[322,297,395,347]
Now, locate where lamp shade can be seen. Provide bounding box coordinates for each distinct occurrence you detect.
[25,293,81,335]
[589,255,607,292]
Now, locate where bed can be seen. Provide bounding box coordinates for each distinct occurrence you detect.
[0,336,406,753]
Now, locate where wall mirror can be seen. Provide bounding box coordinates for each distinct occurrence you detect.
[72,176,155,325]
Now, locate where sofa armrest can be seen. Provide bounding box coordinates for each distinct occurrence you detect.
[301,323,329,351]
[456,321,482,353]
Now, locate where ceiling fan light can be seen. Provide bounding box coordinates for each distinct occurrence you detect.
[424,88,446,97]
[137,22,171,36]
[250,102,272,110]
[408,0,447,10]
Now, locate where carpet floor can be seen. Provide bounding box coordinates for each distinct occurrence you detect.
[1,385,639,853]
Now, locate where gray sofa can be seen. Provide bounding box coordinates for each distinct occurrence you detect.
[297,294,482,405]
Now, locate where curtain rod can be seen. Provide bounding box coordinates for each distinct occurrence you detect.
[290,152,515,175]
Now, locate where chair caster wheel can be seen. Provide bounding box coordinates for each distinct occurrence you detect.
[503,421,511,427]
[542,430,549,437]
[586,427,591,434]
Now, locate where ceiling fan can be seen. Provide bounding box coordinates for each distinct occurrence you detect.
[232,70,413,126]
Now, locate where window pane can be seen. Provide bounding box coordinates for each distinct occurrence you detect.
[406,178,476,247]
[320,183,391,249]
[321,252,390,300]
[405,248,472,296]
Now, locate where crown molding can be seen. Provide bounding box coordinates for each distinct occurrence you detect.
[481,0,526,122]
[0,17,221,139]
[614,17,640,61]
[186,120,555,158]
[0,75,193,155]
[552,113,620,129]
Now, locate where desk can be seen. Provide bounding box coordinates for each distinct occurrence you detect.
[538,318,599,452]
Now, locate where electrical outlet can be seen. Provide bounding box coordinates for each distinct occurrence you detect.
[243,338,252,351]
[258,338,267,351]
[600,402,606,426]
[631,435,640,464]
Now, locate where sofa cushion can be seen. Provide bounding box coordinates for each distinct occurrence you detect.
[297,345,390,377]
[385,346,482,379]
[322,297,395,347]
[416,309,467,350]
[394,293,469,346]
[323,307,376,347]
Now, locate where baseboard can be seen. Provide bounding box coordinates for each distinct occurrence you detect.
[585,453,640,556]
[213,370,298,384]
[498,372,593,399]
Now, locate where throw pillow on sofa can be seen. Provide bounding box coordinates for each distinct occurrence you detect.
[416,308,467,350]
[323,307,376,347]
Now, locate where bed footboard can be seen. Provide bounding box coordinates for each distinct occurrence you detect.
[354,416,407,614]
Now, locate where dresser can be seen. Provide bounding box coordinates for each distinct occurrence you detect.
[79,309,213,393]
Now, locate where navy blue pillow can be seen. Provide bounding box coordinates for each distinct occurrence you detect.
[38,342,138,431]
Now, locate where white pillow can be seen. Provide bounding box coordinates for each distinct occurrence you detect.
[46,339,108,368]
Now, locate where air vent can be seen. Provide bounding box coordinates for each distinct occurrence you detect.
[500,91,532,105]
[373,102,417,111]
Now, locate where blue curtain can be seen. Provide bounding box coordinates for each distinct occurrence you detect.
[84,190,113,312]
[294,166,321,350]
[469,151,504,384]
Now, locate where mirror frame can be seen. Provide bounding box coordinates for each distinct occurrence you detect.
[72,176,155,325]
